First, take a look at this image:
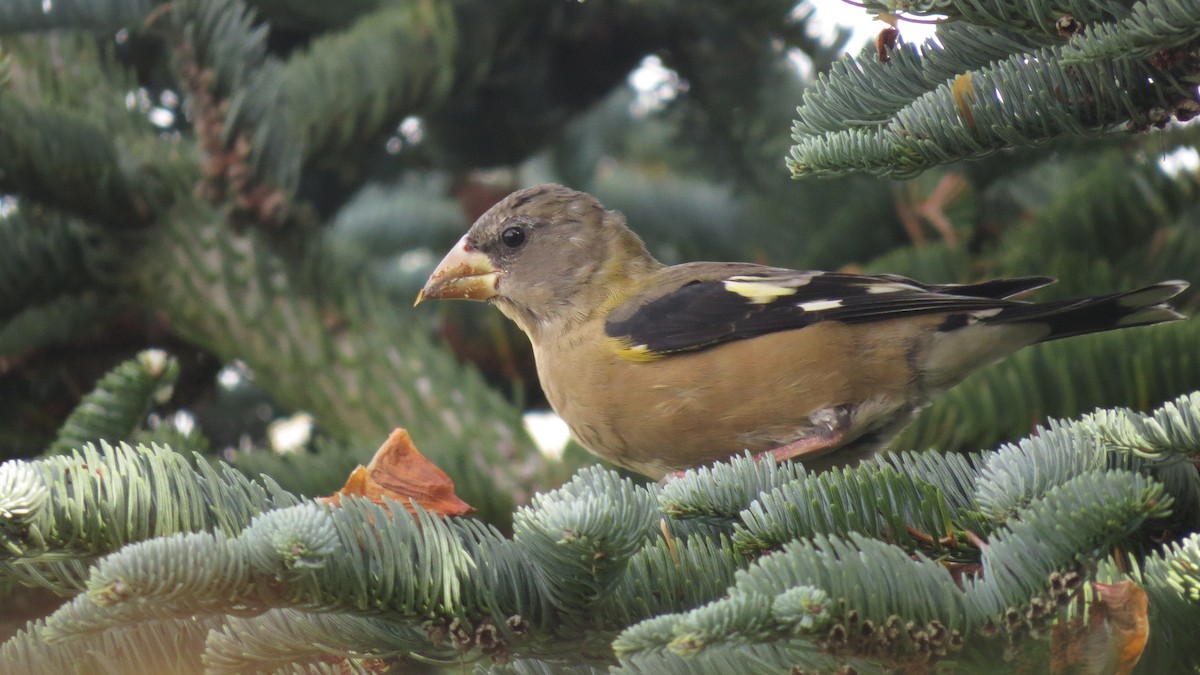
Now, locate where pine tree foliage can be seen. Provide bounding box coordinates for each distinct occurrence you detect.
[968,469,1168,614]
[868,145,1200,453]
[1083,391,1200,460]
[3,0,1199,671]
[0,439,295,595]
[789,0,1200,177]
[0,615,212,675]
[1100,535,1200,672]
[136,208,541,522]
[731,461,974,554]
[0,292,119,362]
[0,210,115,323]
[864,0,1147,34]
[1062,0,1200,62]
[177,0,270,100]
[790,24,1044,138]
[4,392,1200,672]
[987,145,1200,299]
[224,437,362,499]
[658,453,807,520]
[202,610,432,673]
[0,97,146,226]
[893,318,1200,453]
[830,132,1200,299]
[4,0,667,514]
[0,0,154,35]
[47,349,178,455]
[223,1,463,192]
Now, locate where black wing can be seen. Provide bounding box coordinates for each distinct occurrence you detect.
[604,269,1055,355]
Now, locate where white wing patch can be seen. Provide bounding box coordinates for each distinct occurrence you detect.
[967,307,1003,324]
[866,282,920,294]
[798,299,844,312]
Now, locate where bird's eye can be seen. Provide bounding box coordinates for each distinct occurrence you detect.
[501,226,526,248]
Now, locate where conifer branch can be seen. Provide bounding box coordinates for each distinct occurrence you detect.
[1115,534,1200,671]
[1082,391,1200,460]
[136,206,543,524]
[0,441,291,565]
[203,609,437,673]
[173,0,270,100]
[989,148,1200,295]
[47,350,178,455]
[0,98,147,225]
[0,559,94,597]
[602,535,746,627]
[657,453,806,522]
[0,210,115,323]
[617,533,965,668]
[874,449,984,518]
[968,469,1171,617]
[732,463,966,554]
[0,615,212,675]
[513,467,661,619]
[0,292,123,358]
[858,0,1135,34]
[0,0,154,34]
[790,44,1188,177]
[894,319,1200,454]
[176,0,482,207]
[792,23,1042,137]
[973,422,1109,522]
[1062,0,1200,63]
[6,391,1200,670]
[789,6,1200,179]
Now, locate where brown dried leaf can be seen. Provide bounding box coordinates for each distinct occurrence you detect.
[1050,581,1149,675]
[321,428,474,517]
[876,26,899,63]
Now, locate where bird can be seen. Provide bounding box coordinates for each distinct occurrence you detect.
[416,183,1189,479]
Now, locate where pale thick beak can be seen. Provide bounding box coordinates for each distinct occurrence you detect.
[415,234,500,306]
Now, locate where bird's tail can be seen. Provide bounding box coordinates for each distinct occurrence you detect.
[1001,281,1189,343]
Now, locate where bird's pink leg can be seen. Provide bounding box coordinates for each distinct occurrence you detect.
[661,406,852,482]
[760,426,847,463]
[760,405,852,463]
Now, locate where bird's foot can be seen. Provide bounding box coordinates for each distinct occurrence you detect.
[758,405,852,463]
[660,406,853,482]
[660,470,686,483]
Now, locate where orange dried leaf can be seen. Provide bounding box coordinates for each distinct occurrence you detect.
[1095,582,1150,675]
[1050,580,1149,675]
[321,429,474,517]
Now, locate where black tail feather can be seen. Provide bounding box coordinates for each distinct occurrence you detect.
[991,281,1189,343]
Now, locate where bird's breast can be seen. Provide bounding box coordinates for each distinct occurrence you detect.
[531,321,928,478]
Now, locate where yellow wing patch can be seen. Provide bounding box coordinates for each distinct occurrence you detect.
[606,336,664,363]
[723,279,800,304]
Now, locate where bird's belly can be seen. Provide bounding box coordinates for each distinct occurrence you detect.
[535,324,919,478]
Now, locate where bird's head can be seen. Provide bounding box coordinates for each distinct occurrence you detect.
[417,184,658,337]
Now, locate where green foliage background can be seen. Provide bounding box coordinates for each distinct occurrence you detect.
[1,0,1199,672]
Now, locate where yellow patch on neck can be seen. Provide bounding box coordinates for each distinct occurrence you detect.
[723,280,799,304]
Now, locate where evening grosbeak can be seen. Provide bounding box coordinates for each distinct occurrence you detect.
[417,184,1188,479]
